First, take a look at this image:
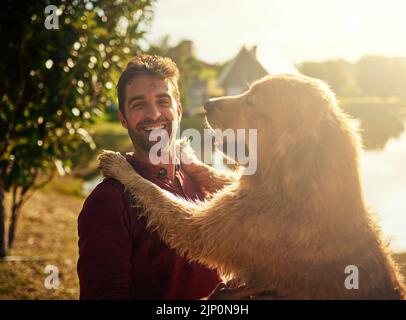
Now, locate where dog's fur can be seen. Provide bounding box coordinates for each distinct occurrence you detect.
[98,74,406,299]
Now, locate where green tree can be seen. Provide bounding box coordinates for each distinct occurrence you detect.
[298,59,357,96]
[0,0,155,257]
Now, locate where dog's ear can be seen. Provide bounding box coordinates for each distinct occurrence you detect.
[279,111,361,206]
[279,136,322,202]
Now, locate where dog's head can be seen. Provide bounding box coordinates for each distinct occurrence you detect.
[206,74,344,145]
[205,74,363,200]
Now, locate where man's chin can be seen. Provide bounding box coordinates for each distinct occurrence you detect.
[132,137,158,152]
[128,126,175,155]
[133,136,173,153]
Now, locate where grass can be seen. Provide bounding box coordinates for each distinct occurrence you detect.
[181,113,206,134]
[0,189,82,299]
[72,120,133,180]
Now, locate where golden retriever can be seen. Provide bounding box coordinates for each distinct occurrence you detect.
[98,74,405,299]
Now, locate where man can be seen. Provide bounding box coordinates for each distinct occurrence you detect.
[77,55,222,299]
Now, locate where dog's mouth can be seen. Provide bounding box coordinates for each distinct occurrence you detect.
[203,114,212,127]
[204,112,227,132]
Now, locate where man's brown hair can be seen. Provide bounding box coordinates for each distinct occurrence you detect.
[117,55,180,115]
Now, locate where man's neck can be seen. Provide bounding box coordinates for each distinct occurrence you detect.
[132,147,177,182]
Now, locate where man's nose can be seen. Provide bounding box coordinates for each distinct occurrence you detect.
[145,103,161,120]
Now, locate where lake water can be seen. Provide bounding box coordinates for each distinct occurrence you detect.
[360,121,406,253]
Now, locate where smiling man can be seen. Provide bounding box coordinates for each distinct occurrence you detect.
[77,55,221,299]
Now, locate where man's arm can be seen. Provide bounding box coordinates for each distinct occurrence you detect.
[77,179,133,300]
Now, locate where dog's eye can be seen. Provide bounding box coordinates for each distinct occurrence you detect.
[246,97,254,107]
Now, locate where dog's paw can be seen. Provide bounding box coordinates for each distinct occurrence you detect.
[97,150,131,180]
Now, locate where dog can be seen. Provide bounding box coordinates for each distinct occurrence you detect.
[98,74,405,299]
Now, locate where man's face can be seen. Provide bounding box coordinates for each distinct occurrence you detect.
[119,74,182,155]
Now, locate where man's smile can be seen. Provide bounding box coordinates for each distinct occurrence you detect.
[137,122,171,141]
[141,123,168,132]
[138,122,168,134]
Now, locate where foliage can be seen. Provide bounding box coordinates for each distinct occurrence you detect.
[354,56,406,98]
[298,59,358,96]
[0,0,155,255]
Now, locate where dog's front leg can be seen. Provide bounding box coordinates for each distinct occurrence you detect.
[179,141,240,196]
[183,161,238,196]
[97,150,210,258]
[98,150,247,271]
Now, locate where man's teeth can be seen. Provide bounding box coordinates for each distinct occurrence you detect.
[143,125,166,131]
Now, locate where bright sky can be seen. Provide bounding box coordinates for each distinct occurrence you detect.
[147,0,406,65]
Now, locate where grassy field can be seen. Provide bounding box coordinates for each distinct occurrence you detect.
[0,188,83,299]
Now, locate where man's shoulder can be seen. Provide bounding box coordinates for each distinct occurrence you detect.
[95,177,125,193]
[79,178,130,227]
[87,177,124,199]
[81,178,126,211]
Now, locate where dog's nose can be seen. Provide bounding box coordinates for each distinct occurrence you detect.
[204,98,220,112]
[203,99,214,112]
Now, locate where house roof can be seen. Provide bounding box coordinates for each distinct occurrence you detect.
[218,46,268,87]
[218,45,299,88]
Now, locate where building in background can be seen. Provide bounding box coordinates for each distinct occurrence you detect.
[218,46,268,96]
[187,45,299,114]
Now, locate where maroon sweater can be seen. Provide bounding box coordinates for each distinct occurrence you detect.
[77,154,221,299]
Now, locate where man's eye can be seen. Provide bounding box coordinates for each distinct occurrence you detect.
[132,103,144,109]
[159,100,170,107]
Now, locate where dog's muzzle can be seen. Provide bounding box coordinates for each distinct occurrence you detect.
[204,98,222,113]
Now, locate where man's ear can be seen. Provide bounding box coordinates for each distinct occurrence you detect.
[118,110,128,129]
